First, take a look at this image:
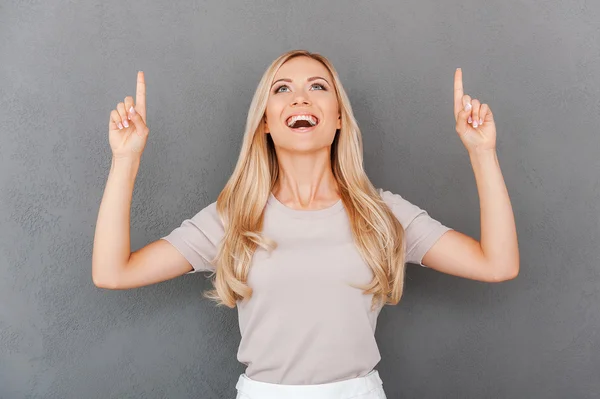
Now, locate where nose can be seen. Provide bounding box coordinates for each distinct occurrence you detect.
[292,98,311,107]
[291,90,311,106]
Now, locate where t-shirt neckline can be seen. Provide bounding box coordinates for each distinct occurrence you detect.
[267,193,344,219]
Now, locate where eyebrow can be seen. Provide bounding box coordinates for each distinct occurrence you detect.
[271,76,330,88]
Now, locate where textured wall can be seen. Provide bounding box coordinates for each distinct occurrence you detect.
[1,1,599,398]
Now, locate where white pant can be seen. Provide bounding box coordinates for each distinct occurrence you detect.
[235,369,387,399]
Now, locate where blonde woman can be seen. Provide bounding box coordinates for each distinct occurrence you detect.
[93,50,519,399]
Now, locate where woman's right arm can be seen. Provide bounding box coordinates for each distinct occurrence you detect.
[92,71,193,289]
[91,157,193,289]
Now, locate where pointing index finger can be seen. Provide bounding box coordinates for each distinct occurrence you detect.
[454,68,464,119]
[136,71,146,122]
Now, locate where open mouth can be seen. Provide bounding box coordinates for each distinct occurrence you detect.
[286,114,320,132]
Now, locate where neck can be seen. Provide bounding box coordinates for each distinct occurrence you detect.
[272,147,340,208]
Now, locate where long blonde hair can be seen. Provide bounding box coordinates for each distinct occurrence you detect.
[203,50,406,311]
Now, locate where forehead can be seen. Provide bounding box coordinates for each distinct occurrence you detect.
[273,56,333,81]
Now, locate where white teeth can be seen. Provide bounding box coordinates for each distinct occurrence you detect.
[287,114,318,127]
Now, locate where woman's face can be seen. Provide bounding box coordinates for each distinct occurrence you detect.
[264,56,341,153]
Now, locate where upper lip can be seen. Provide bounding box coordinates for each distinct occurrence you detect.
[285,111,320,125]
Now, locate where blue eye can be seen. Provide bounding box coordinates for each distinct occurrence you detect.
[274,83,326,94]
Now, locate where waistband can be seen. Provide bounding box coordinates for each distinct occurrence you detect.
[235,369,384,399]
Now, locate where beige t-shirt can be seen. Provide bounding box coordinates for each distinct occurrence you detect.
[161,188,452,385]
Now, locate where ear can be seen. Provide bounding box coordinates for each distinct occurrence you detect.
[336,113,341,130]
[264,117,270,133]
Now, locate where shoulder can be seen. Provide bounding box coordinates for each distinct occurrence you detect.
[194,200,219,219]
[377,187,410,205]
[376,187,426,225]
[180,200,224,238]
[196,200,223,225]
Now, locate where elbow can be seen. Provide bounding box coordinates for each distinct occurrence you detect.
[92,267,119,290]
[92,275,113,289]
[493,263,519,282]
[93,278,119,290]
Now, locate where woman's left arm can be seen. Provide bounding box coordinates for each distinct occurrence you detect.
[421,68,519,282]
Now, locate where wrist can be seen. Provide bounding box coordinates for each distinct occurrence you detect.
[469,148,497,159]
[110,156,141,177]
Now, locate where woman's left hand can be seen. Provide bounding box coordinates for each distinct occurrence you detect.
[454,68,497,153]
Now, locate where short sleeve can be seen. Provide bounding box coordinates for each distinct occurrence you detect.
[160,201,224,274]
[378,188,453,267]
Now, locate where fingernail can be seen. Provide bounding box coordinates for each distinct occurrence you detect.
[465,102,472,111]
[479,118,483,124]
[123,119,129,128]
[468,116,472,123]
[129,106,136,115]
[118,122,123,129]
[473,121,478,128]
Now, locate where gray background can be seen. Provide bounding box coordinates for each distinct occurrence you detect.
[1,0,598,398]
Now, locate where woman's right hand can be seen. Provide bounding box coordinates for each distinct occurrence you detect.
[108,71,149,159]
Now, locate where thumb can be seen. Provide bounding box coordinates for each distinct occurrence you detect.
[128,106,148,137]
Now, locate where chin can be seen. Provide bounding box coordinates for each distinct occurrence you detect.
[270,126,336,149]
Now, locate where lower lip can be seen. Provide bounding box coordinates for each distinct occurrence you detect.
[287,123,319,133]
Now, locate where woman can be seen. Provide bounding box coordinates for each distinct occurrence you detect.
[93,49,519,399]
